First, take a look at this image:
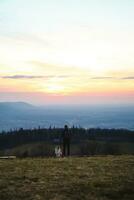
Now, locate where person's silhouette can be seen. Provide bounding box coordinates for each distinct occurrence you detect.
[62,125,70,156]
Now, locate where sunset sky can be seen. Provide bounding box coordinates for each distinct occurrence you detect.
[0,0,134,105]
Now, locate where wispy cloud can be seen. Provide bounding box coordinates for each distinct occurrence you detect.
[0,75,71,79]
[0,75,45,79]
[0,75,134,80]
[91,77,113,80]
[121,76,134,80]
[91,76,134,80]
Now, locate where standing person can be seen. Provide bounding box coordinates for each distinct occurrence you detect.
[62,125,71,156]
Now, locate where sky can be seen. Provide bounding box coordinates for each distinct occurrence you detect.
[0,0,134,105]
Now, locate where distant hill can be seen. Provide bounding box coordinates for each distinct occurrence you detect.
[0,102,35,112]
[0,102,38,131]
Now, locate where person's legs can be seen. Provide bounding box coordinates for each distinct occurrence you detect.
[67,141,70,156]
[63,140,66,156]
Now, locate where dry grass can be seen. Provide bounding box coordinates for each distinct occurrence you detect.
[0,155,134,200]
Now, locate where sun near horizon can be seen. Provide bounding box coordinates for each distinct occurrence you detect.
[0,0,134,105]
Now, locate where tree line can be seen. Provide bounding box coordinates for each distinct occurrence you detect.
[0,126,134,149]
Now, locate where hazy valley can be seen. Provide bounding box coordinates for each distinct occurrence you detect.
[0,102,134,132]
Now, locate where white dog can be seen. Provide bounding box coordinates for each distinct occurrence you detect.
[55,146,62,157]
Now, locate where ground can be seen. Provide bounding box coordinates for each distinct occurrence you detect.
[0,155,134,200]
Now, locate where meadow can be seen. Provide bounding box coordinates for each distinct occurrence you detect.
[0,156,134,200]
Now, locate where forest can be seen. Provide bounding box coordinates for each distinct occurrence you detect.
[0,127,134,157]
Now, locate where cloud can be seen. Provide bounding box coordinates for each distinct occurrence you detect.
[0,75,71,79]
[121,76,134,80]
[0,75,45,79]
[0,75,134,81]
[91,76,134,80]
[91,77,113,80]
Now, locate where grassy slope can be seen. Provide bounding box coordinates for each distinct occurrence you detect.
[0,156,134,200]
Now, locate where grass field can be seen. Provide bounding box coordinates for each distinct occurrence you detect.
[0,156,134,200]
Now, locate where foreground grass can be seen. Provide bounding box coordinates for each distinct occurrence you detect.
[0,156,134,200]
